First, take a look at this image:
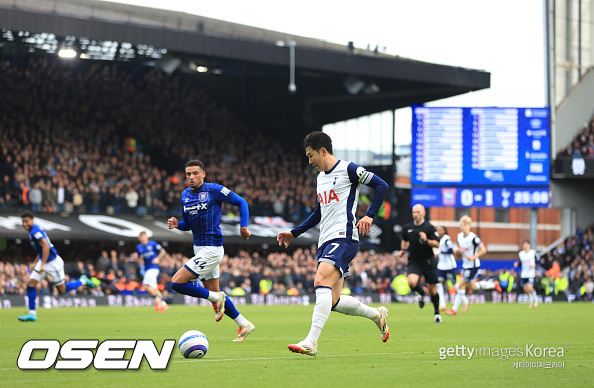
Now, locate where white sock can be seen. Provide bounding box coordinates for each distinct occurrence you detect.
[532,291,538,303]
[206,291,219,303]
[527,292,533,304]
[461,291,468,306]
[29,310,37,315]
[436,283,446,308]
[234,314,250,328]
[453,289,465,312]
[478,280,496,290]
[333,295,380,321]
[305,287,332,344]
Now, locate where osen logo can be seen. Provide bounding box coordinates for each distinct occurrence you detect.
[17,339,175,370]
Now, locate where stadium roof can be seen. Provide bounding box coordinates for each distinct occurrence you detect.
[0,0,490,138]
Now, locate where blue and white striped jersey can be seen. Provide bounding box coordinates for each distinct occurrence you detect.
[179,183,234,247]
[136,240,163,271]
[28,224,59,262]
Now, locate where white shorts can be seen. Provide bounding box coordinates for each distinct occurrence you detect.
[143,268,160,288]
[183,246,224,281]
[31,256,66,286]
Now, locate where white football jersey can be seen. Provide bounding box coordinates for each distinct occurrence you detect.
[316,160,372,247]
[438,234,457,270]
[519,249,537,278]
[456,231,482,269]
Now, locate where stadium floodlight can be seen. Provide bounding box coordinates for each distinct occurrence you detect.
[197,66,208,72]
[58,48,77,58]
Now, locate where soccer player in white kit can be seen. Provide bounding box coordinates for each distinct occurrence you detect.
[436,226,457,312]
[446,215,487,316]
[277,131,390,357]
[514,239,539,308]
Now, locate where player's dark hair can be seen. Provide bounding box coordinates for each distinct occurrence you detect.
[441,226,448,235]
[20,211,34,219]
[522,239,531,245]
[303,131,333,155]
[185,160,205,171]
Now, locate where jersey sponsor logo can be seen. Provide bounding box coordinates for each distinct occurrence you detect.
[17,339,175,370]
[318,190,339,205]
[220,187,230,196]
[184,203,208,215]
[199,192,208,202]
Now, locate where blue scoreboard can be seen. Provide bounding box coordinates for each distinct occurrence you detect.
[412,106,550,187]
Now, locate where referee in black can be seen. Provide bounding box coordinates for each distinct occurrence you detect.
[398,204,442,323]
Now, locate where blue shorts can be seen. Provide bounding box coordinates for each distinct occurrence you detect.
[317,238,358,280]
[438,268,457,283]
[462,267,479,282]
[521,277,535,287]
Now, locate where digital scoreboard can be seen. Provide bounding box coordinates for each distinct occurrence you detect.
[412,107,550,187]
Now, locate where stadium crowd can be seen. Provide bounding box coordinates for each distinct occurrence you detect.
[1,224,592,300]
[0,55,316,220]
[556,113,594,159]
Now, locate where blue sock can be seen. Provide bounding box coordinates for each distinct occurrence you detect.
[65,279,83,292]
[224,297,240,319]
[27,286,37,311]
[171,282,210,299]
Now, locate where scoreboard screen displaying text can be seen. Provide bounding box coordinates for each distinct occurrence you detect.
[412,106,550,187]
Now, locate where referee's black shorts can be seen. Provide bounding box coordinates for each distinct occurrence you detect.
[407,257,439,285]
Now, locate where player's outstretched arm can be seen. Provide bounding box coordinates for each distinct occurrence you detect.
[277,231,295,248]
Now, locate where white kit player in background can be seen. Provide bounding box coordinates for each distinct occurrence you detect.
[446,215,491,316]
[277,131,390,357]
[514,239,539,308]
[435,226,457,312]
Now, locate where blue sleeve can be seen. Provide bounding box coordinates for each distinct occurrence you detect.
[152,241,162,253]
[346,163,389,218]
[227,192,249,228]
[363,175,389,218]
[177,195,190,231]
[291,202,321,238]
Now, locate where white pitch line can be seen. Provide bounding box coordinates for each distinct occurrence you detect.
[0,352,422,370]
[174,351,424,363]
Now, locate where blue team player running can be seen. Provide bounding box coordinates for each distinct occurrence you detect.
[277,131,390,356]
[168,160,255,341]
[136,231,168,313]
[18,211,95,322]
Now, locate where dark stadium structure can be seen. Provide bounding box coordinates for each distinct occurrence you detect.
[0,0,490,147]
[0,0,490,253]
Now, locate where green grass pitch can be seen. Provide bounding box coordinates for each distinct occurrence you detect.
[1,302,592,387]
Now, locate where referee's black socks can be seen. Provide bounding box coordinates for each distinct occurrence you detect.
[431,293,440,315]
[411,284,426,296]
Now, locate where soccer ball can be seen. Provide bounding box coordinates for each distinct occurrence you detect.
[179,330,209,359]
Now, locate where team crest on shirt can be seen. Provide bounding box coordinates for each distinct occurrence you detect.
[199,192,208,202]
